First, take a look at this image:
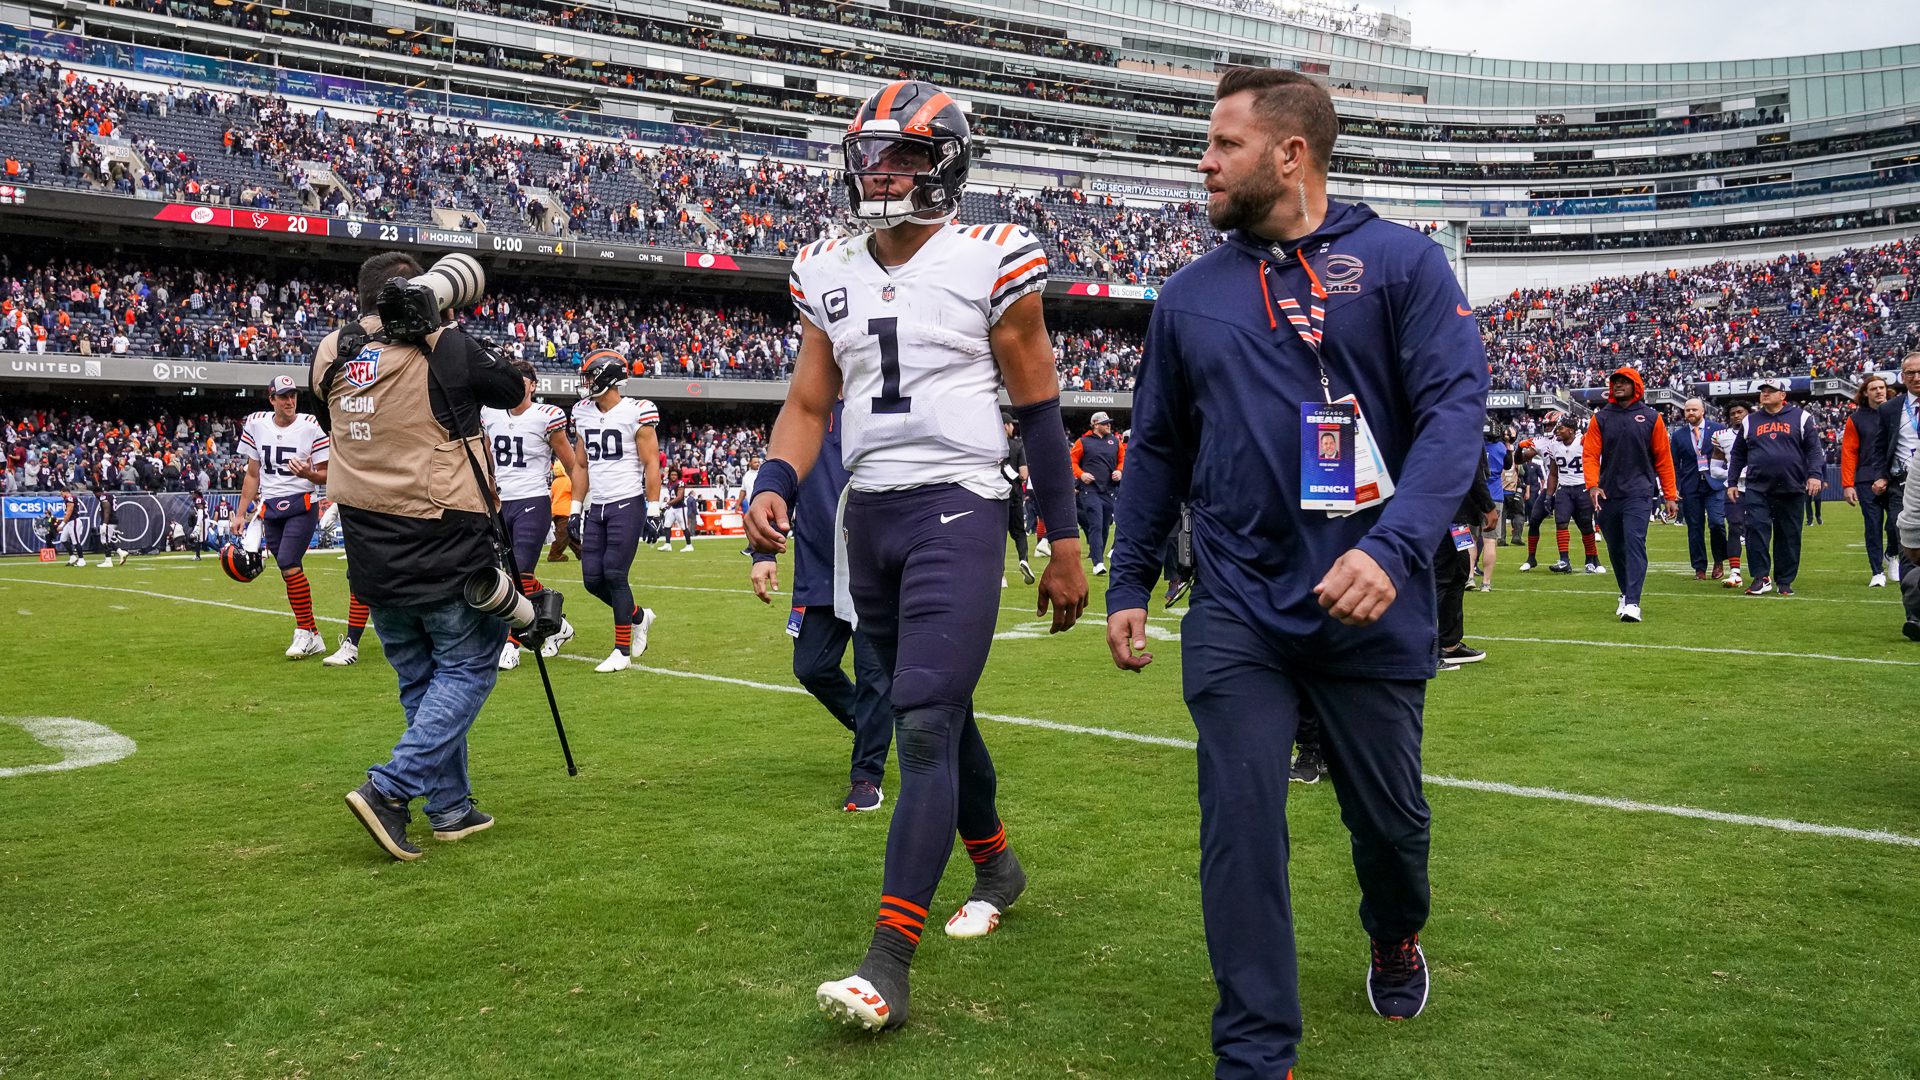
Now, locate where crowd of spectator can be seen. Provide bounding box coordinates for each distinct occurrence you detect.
[1479,241,1920,395]
[1,403,254,494]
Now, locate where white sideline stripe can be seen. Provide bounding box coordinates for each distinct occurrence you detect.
[1427,776,1920,849]
[1477,635,1920,668]
[8,575,1920,848]
[1486,585,1896,607]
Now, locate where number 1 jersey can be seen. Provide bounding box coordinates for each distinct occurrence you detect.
[788,222,1048,497]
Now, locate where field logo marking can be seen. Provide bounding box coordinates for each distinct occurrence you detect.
[0,716,137,778]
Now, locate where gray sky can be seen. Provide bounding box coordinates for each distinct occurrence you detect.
[1397,0,1920,63]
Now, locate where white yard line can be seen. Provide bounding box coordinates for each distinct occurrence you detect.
[4,574,1915,849]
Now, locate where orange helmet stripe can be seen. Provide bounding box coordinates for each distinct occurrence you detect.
[871,80,911,121]
[902,91,954,134]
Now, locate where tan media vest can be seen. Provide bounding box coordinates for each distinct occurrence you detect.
[310,316,493,520]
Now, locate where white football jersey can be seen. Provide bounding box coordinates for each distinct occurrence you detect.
[789,222,1045,496]
[1709,425,1739,485]
[483,402,568,502]
[571,394,658,505]
[1536,434,1585,487]
[240,411,330,498]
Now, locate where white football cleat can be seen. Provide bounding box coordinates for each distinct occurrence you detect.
[681,544,695,552]
[633,608,657,656]
[816,975,895,1031]
[1001,576,1008,588]
[286,629,326,659]
[498,641,521,670]
[1035,537,1051,558]
[1620,603,1642,623]
[322,639,360,667]
[541,617,574,658]
[1092,562,1107,576]
[595,649,631,673]
[1870,573,1887,588]
[655,539,672,551]
[96,556,113,569]
[1723,571,1743,589]
[1019,559,1035,584]
[944,900,1006,939]
[1614,595,1626,618]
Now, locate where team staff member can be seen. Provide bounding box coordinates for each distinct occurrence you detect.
[1582,367,1678,623]
[547,459,580,563]
[1729,378,1825,597]
[749,401,895,811]
[1073,411,1125,575]
[1712,403,1749,589]
[1671,397,1728,580]
[1438,448,1496,662]
[1841,374,1895,587]
[1107,67,1488,1078]
[1872,354,1920,591]
[1897,429,1920,640]
[1475,424,1505,590]
[313,251,525,861]
[1003,413,1035,585]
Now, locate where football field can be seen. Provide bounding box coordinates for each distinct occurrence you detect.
[2,512,1916,1079]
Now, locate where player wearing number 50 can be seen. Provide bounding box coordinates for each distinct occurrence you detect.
[1105,68,1488,1079]
[233,374,331,658]
[745,78,1089,1033]
[569,351,664,672]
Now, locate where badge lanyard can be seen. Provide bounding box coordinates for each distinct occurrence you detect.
[1259,250,1333,404]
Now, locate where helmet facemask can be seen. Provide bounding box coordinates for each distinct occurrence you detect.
[842,128,964,230]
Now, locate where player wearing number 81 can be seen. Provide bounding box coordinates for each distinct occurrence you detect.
[481,357,581,669]
[747,77,1090,1033]
[570,351,663,672]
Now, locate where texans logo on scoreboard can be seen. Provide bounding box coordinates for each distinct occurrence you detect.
[344,346,381,388]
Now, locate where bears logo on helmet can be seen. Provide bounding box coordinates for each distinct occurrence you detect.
[220,542,263,583]
[842,80,970,230]
[579,349,629,397]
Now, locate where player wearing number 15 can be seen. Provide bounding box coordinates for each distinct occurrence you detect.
[746,78,1089,1033]
[570,351,663,673]
[234,374,331,659]
[481,358,581,670]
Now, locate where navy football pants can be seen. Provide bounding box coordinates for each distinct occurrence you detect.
[845,484,1008,932]
[263,507,317,570]
[1181,601,1430,1080]
[583,499,645,629]
[501,496,551,578]
[792,607,894,786]
[1598,495,1652,604]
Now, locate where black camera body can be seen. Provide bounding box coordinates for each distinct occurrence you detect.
[375,252,486,344]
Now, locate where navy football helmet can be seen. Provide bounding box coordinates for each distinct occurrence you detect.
[842,80,970,230]
[579,349,628,397]
[220,542,263,583]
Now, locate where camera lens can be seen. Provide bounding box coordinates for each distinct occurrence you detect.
[464,566,534,629]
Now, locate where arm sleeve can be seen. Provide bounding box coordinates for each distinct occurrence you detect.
[1106,303,1195,612]
[1841,418,1860,487]
[1649,416,1677,500]
[1582,421,1603,489]
[1728,421,1748,481]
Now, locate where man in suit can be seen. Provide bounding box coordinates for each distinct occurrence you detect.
[1873,353,1920,624]
[1670,397,1727,580]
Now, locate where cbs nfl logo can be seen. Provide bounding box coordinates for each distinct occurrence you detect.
[344,346,381,388]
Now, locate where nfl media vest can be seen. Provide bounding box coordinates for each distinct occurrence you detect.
[311,315,493,520]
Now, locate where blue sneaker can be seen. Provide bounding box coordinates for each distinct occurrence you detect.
[843,780,884,812]
[1367,934,1429,1020]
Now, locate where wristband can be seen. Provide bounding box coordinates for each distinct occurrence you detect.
[568,500,582,516]
[646,500,661,517]
[751,457,800,509]
[1010,397,1078,543]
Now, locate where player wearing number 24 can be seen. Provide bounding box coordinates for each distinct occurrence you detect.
[745,78,1089,1033]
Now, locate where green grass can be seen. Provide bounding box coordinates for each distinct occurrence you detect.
[1,510,1916,1080]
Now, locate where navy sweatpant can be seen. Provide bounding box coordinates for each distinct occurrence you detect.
[1744,490,1806,587]
[1861,485,1899,575]
[792,607,894,785]
[844,484,1008,942]
[1181,601,1430,1080]
[583,499,645,631]
[1079,487,1115,563]
[1598,495,1652,604]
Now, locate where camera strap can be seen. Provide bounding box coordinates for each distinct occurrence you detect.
[421,336,511,554]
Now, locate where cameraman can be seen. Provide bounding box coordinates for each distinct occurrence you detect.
[312,251,524,862]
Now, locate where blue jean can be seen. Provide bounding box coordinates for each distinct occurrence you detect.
[368,597,509,829]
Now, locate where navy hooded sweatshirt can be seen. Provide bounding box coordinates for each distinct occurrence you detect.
[752,400,848,607]
[1108,200,1490,679]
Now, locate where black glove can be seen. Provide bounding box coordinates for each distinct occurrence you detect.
[567,513,582,544]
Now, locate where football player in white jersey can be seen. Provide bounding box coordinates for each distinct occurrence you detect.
[232,374,332,658]
[483,358,580,669]
[570,350,662,672]
[744,79,1089,1033]
[1713,401,1748,587]
[1525,417,1604,574]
